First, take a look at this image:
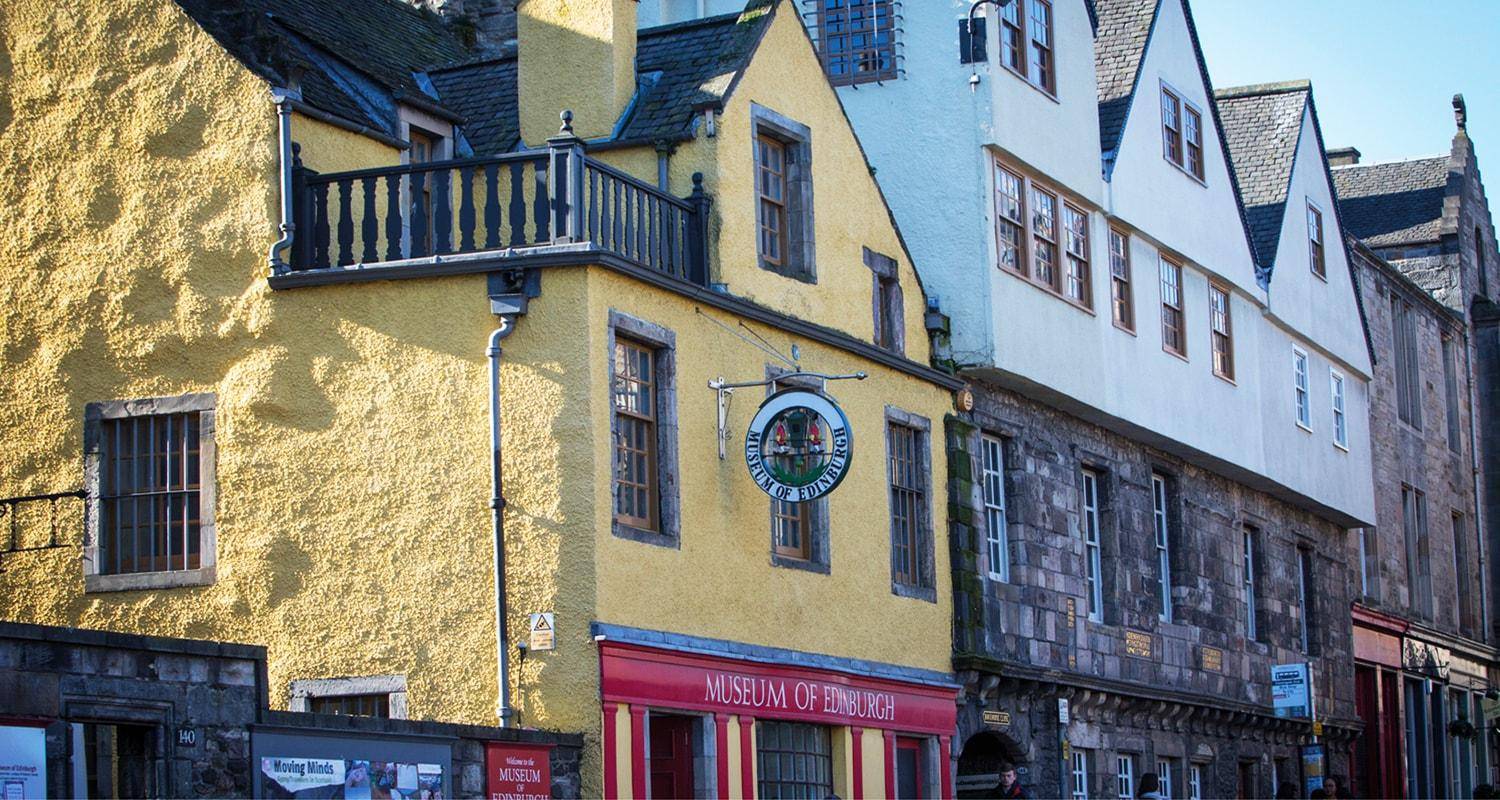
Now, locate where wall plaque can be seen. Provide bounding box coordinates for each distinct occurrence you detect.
[983,710,1011,728]
[1200,646,1223,672]
[1124,630,1152,659]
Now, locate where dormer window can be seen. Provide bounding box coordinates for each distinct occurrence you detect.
[1161,86,1204,182]
[993,0,1056,96]
[816,0,897,86]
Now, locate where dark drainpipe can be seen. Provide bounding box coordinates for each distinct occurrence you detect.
[488,293,528,726]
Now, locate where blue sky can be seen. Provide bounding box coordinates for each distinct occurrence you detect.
[1192,1,1500,165]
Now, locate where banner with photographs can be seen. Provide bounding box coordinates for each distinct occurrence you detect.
[261,757,443,800]
[0,725,47,800]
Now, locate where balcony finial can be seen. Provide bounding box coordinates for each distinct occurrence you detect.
[560,110,574,136]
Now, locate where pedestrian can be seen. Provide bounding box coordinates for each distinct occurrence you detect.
[992,761,1027,799]
[1275,780,1299,799]
[1137,772,1164,800]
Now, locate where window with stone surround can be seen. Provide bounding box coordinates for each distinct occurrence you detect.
[981,434,1011,583]
[609,311,680,548]
[1116,754,1135,800]
[1243,525,1262,641]
[1152,473,1174,622]
[767,367,831,574]
[887,407,935,601]
[1081,468,1103,623]
[291,675,408,719]
[1453,512,1477,637]
[1297,546,1316,653]
[1158,758,1177,800]
[84,393,217,593]
[1442,334,1462,453]
[1189,764,1203,800]
[867,247,905,355]
[1391,295,1422,429]
[753,105,815,283]
[1402,485,1432,619]
[1071,749,1091,800]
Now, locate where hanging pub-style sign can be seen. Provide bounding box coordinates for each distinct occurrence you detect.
[744,388,853,501]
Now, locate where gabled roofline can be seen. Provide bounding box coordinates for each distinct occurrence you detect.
[1099,0,1164,179]
[1214,79,1310,101]
[1215,82,1311,275]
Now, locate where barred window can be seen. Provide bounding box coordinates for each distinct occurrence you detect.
[995,165,1027,274]
[1210,282,1233,380]
[310,694,390,718]
[816,0,897,86]
[757,721,832,799]
[1063,204,1091,307]
[1109,228,1133,331]
[1160,256,1185,357]
[85,393,216,591]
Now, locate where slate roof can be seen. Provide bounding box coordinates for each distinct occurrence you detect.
[1215,82,1310,269]
[1332,156,1453,248]
[427,53,521,154]
[175,0,474,139]
[175,0,776,152]
[1093,0,1159,160]
[624,4,775,143]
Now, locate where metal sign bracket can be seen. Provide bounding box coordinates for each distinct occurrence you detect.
[707,370,867,459]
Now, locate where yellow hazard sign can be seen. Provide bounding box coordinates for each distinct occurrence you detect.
[528,613,555,651]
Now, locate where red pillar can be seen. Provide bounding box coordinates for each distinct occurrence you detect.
[939,735,953,800]
[850,727,865,800]
[715,713,730,800]
[739,716,755,799]
[883,730,897,799]
[630,705,648,799]
[603,703,620,800]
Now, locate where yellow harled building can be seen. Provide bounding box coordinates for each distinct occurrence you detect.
[0,0,963,796]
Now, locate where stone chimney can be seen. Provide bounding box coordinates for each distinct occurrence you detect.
[1327,147,1361,167]
[407,0,516,54]
[516,0,638,143]
[1455,94,1468,132]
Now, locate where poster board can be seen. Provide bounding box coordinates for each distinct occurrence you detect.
[484,742,552,800]
[252,726,452,800]
[0,725,46,800]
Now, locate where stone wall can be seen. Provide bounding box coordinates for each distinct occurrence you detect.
[0,621,584,798]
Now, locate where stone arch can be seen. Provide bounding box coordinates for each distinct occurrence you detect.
[956,730,1025,798]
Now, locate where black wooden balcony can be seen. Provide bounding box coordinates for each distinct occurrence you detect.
[289,132,711,287]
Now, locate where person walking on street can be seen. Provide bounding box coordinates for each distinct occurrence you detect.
[992,761,1027,799]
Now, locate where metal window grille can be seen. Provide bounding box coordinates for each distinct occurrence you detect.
[1152,474,1172,621]
[309,693,391,718]
[613,339,658,530]
[888,421,927,588]
[1082,470,1102,621]
[757,721,832,799]
[99,412,202,575]
[807,0,902,86]
[982,435,1009,582]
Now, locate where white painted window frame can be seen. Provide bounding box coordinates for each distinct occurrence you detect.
[1116,754,1135,800]
[1082,469,1103,622]
[1158,758,1176,800]
[1243,528,1258,640]
[981,434,1010,582]
[1331,368,1348,450]
[1293,347,1312,431]
[1189,764,1203,800]
[1152,473,1172,622]
[1072,749,1091,800]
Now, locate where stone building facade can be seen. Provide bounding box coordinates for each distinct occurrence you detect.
[946,379,1357,799]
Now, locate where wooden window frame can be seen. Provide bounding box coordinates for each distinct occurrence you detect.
[1062,203,1092,308]
[1293,346,1312,431]
[1109,228,1134,332]
[999,0,1026,76]
[1161,88,1183,167]
[886,407,935,601]
[1331,368,1349,450]
[756,133,789,269]
[993,158,1095,313]
[84,393,217,593]
[1161,84,1207,184]
[1308,202,1327,280]
[612,337,659,532]
[608,311,679,547]
[1184,106,1204,180]
[1159,256,1186,358]
[1209,282,1234,381]
[815,0,898,87]
[1025,0,1056,95]
[866,247,906,355]
[290,675,408,720]
[757,721,834,799]
[994,163,1028,276]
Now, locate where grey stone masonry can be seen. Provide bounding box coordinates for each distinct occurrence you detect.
[948,376,1357,800]
[0,621,583,799]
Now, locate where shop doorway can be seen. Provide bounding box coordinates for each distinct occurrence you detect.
[895,737,925,799]
[72,721,160,799]
[648,714,698,799]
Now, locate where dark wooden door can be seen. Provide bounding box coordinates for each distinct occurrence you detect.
[648,715,696,800]
[896,737,925,799]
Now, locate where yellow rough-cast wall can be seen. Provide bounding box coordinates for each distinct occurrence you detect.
[517,0,637,143]
[586,268,953,675]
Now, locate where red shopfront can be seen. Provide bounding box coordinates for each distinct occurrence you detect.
[1352,604,1407,800]
[598,642,959,799]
